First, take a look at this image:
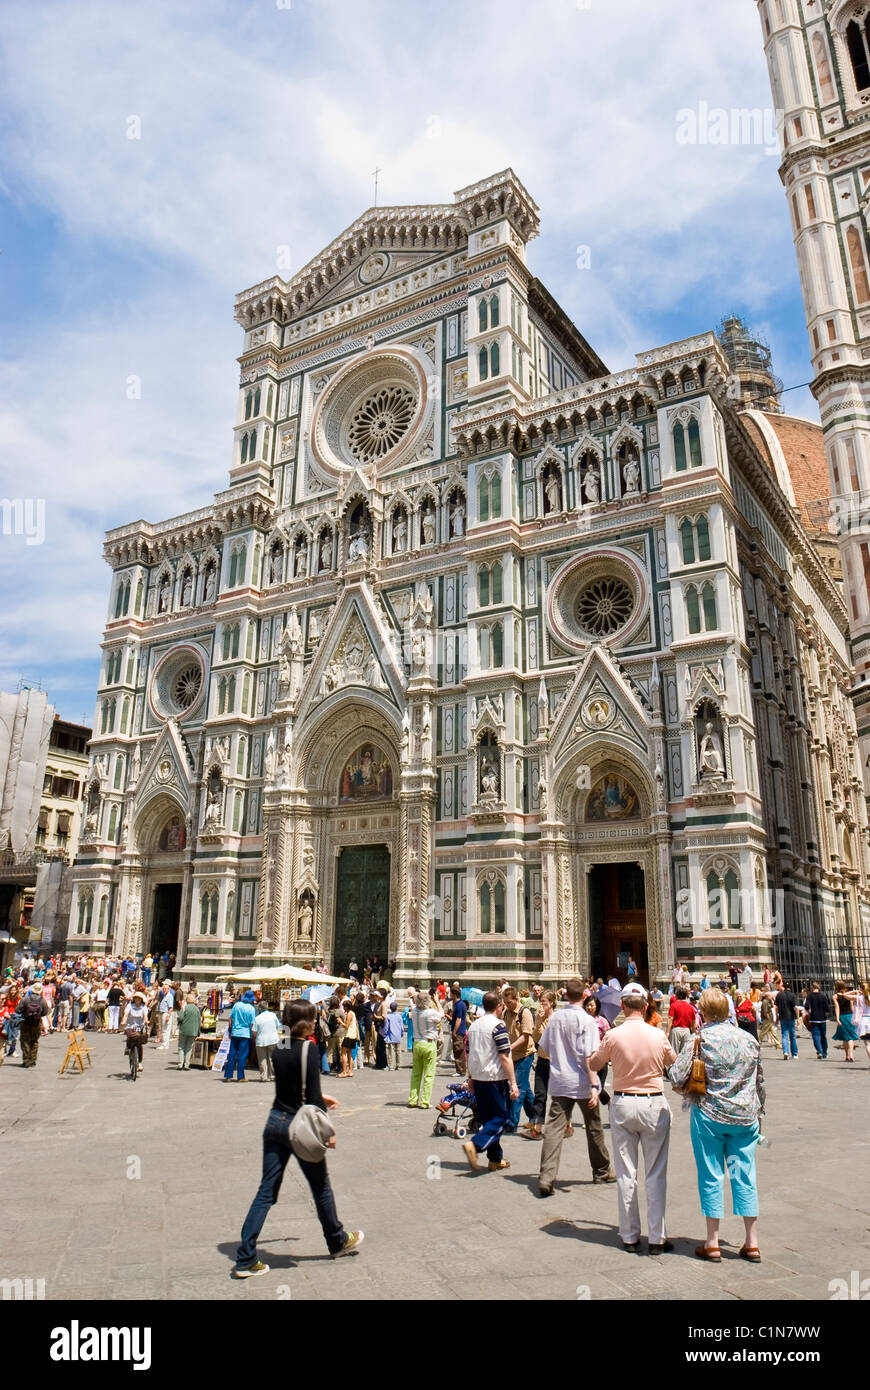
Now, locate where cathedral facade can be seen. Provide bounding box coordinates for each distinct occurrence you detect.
[67,168,870,986]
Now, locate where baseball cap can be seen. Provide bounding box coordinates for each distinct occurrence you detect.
[621,982,648,1000]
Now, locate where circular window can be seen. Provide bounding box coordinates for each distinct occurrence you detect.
[347,385,417,464]
[575,576,634,637]
[149,645,206,721]
[172,664,202,709]
[308,347,431,478]
[545,548,648,652]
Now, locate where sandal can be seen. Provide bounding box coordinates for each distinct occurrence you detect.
[694,1244,722,1262]
[739,1246,762,1263]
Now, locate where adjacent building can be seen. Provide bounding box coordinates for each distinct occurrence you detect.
[67,168,870,986]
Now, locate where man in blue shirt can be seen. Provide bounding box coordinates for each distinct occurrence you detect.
[223,990,257,1082]
[450,986,468,1076]
[156,981,176,1050]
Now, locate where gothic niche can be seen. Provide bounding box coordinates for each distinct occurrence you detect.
[542,462,563,515]
[158,815,186,852]
[617,441,641,496]
[269,540,284,585]
[346,501,372,564]
[203,764,224,830]
[339,744,393,801]
[695,700,726,785]
[292,535,308,578]
[157,572,171,613]
[420,498,437,547]
[392,504,409,554]
[448,489,466,538]
[296,889,315,942]
[318,528,333,573]
[180,568,193,607]
[578,451,602,505]
[478,731,501,802]
[202,561,217,603]
[84,778,102,835]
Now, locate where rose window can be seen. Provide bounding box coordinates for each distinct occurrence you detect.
[575,576,634,636]
[172,664,202,709]
[346,385,417,463]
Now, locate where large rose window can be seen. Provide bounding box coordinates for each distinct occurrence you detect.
[575,576,634,637]
[347,385,417,464]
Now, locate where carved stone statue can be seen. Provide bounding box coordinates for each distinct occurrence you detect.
[204,565,216,602]
[623,455,640,495]
[411,629,427,673]
[131,742,141,782]
[699,721,725,780]
[294,544,308,578]
[544,470,562,514]
[265,730,277,780]
[181,571,192,606]
[157,576,170,613]
[421,507,436,546]
[583,467,601,504]
[480,757,499,800]
[204,770,223,829]
[393,512,408,553]
[319,534,331,571]
[297,899,313,940]
[278,645,292,696]
[270,548,283,584]
[348,527,368,563]
[450,498,465,538]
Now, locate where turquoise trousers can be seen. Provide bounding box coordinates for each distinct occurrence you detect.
[690,1105,759,1218]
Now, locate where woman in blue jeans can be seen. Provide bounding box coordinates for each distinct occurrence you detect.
[668,987,765,1263]
[233,999,364,1278]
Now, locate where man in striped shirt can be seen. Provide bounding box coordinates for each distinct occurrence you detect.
[462,992,519,1173]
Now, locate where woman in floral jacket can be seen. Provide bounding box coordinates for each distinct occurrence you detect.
[668,987,765,1264]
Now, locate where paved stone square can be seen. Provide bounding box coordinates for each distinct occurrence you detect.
[1,1030,868,1301]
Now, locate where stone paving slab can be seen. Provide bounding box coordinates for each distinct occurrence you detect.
[1,1032,868,1301]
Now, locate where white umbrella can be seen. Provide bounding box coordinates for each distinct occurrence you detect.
[215,963,351,986]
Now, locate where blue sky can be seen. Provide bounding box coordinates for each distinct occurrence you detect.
[0,0,815,723]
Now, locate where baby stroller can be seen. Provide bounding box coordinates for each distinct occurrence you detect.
[432,1081,479,1140]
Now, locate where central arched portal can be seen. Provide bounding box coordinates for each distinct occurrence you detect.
[295,702,403,971]
[548,750,669,983]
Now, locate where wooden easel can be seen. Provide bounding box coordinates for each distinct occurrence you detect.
[59,1030,92,1074]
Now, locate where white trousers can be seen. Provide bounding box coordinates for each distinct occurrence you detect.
[157,1012,175,1048]
[609,1094,672,1246]
[107,1006,120,1031]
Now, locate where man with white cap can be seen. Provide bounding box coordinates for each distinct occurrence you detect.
[588,982,678,1254]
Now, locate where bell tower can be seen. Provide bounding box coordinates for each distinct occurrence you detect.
[757,0,870,782]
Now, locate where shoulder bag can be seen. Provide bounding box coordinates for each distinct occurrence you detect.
[676,1034,707,1096]
[288,1040,336,1163]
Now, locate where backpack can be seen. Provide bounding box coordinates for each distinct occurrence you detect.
[327,1011,341,1035]
[21,996,44,1023]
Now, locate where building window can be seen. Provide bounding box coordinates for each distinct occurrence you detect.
[847,225,870,304]
[687,587,701,634]
[36,808,49,846]
[478,560,503,606]
[673,422,688,471]
[199,887,219,936]
[77,890,94,935]
[489,341,500,377]
[707,867,741,929]
[478,345,488,382]
[688,418,703,467]
[228,545,246,589]
[478,471,502,522]
[847,18,870,92]
[479,877,506,935]
[680,515,711,564]
[478,298,488,333]
[702,582,718,629]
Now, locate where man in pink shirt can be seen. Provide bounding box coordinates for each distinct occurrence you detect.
[589,983,677,1255]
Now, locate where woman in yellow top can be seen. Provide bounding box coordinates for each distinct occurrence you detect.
[525,991,557,1139]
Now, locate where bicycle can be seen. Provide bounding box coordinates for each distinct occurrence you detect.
[125,1030,145,1081]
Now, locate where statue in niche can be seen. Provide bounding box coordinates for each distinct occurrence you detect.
[85,781,101,832]
[450,496,465,538]
[270,547,283,584]
[480,755,499,800]
[180,571,192,606]
[411,628,427,673]
[157,575,170,613]
[348,526,368,563]
[297,897,314,940]
[319,533,332,571]
[421,506,436,546]
[544,468,562,514]
[622,454,640,495]
[204,768,223,829]
[698,721,725,780]
[583,467,601,504]
[264,730,277,780]
[294,543,308,578]
[393,511,408,554]
[204,565,217,603]
[130,742,141,782]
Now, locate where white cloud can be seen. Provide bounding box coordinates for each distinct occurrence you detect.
[0,0,815,716]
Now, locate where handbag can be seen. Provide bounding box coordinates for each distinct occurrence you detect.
[677,1034,707,1095]
[288,1041,335,1163]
